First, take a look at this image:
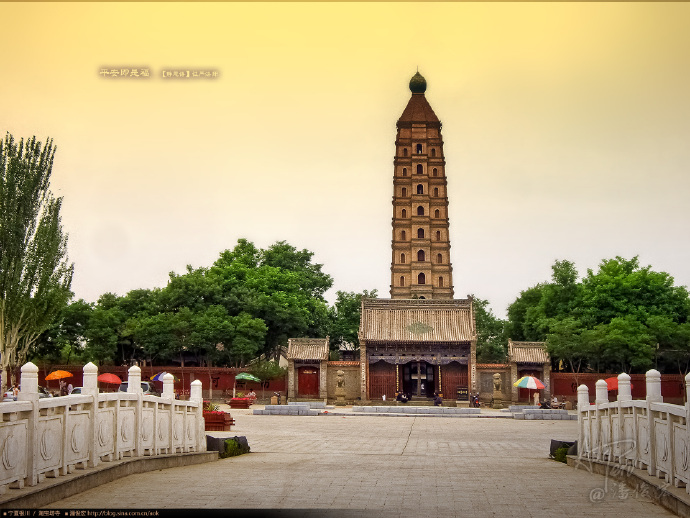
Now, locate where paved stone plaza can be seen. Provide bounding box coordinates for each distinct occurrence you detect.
[45,407,673,517]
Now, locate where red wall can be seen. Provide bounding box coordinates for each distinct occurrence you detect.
[17,365,286,399]
[550,372,686,404]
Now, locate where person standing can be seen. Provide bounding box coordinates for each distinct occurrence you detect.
[59,379,67,396]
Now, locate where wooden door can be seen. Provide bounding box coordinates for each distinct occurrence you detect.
[297,366,319,397]
[369,361,396,400]
[441,362,468,399]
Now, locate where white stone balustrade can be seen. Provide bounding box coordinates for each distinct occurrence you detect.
[0,362,206,495]
[578,369,690,494]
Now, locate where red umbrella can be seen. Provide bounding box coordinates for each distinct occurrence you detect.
[97,373,122,384]
[604,377,633,391]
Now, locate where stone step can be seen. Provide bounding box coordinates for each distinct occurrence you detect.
[353,406,480,415]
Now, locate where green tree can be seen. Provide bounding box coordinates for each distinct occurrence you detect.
[510,256,690,374]
[328,289,378,353]
[0,134,74,390]
[546,317,589,377]
[208,239,333,360]
[85,293,128,365]
[32,299,93,364]
[473,297,507,363]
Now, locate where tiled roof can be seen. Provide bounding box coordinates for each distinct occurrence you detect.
[286,338,329,361]
[476,364,511,369]
[397,94,440,125]
[359,298,475,343]
[508,341,550,364]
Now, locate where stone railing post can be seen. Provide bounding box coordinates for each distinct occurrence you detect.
[594,380,608,461]
[646,369,662,402]
[577,384,589,461]
[190,380,204,452]
[595,379,609,404]
[162,373,175,399]
[645,369,661,476]
[127,365,143,457]
[190,379,202,402]
[617,373,632,401]
[83,362,98,397]
[83,362,99,468]
[127,365,142,393]
[18,362,39,487]
[577,384,590,411]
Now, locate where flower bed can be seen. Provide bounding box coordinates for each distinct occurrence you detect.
[203,411,234,431]
[228,397,252,409]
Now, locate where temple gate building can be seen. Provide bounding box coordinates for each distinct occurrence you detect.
[359,72,477,402]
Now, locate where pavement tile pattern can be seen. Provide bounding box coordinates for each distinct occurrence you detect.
[44,407,673,517]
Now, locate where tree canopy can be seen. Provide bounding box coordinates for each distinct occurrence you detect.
[0,134,73,390]
[31,239,333,368]
[507,256,690,373]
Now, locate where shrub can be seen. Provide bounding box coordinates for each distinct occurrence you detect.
[554,446,569,464]
[221,439,242,458]
[204,401,220,412]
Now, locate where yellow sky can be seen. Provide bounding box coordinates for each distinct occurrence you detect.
[2,3,690,316]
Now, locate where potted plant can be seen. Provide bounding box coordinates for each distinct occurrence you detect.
[228,392,252,409]
[203,402,234,431]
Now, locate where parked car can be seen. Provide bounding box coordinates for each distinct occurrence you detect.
[118,381,161,396]
[69,387,83,395]
[3,386,53,401]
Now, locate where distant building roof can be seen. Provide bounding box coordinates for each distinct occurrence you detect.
[397,93,440,125]
[359,298,475,343]
[286,337,329,361]
[508,341,550,364]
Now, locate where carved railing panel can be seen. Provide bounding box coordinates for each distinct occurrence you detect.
[0,362,205,495]
[578,370,690,494]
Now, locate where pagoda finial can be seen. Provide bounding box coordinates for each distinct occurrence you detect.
[409,71,427,94]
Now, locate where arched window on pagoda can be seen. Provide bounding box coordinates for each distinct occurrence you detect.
[417,206,424,216]
[437,253,442,264]
[431,148,436,157]
[416,164,423,175]
[417,228,424,239]
[401,230,407,240]
[400,253,406,264]
[433,187,439,197]
[403,148,408,157]
[416,144,423,154]
[436,230,441,240]
[439,276,444,287]
[418,272,426,285]
[434,209,440,218]
[416,184,423,195]
[433,168,438,177]
[401,187,407,197]
[402,167,407,176]
[401,208,407,218]
[400,276,405,287]
[417,250,425,262]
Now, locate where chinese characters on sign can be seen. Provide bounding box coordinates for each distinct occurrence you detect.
[98,67,219,79]
[161,69,219,79]
[99,68,151,78]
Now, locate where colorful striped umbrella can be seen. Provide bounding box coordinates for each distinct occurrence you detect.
[150,372,179,382]
[513,376,545,390]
